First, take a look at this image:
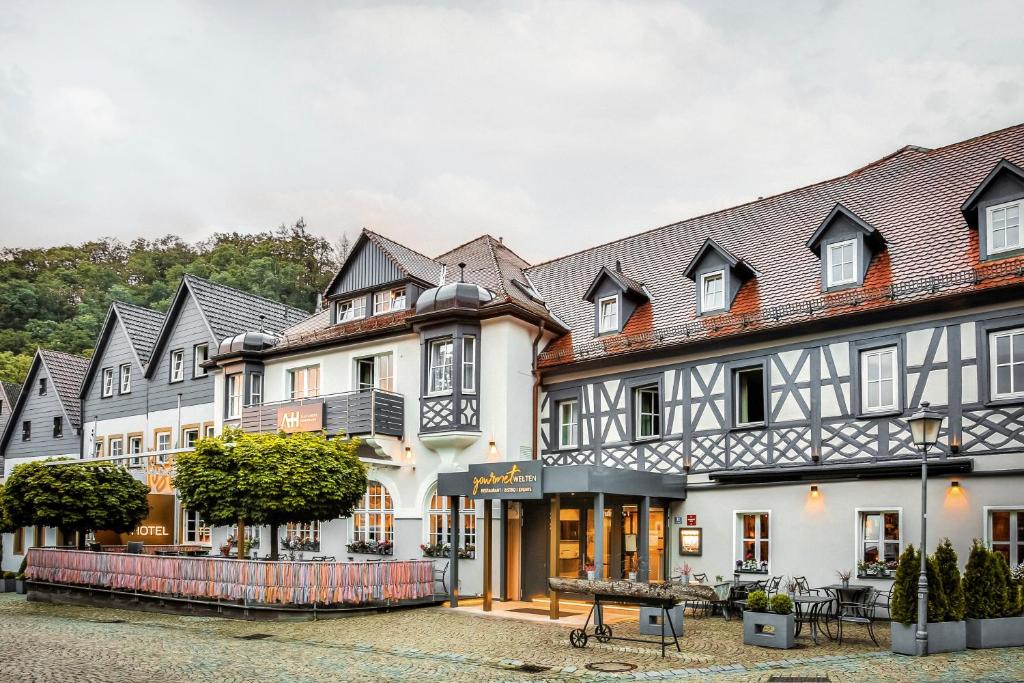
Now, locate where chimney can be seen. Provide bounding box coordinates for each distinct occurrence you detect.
[458,263,466,282]
[498,236,503,245]
[259,314,266,333]
[615,259,622,273]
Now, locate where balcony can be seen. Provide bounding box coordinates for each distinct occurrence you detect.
[239,389,404,439]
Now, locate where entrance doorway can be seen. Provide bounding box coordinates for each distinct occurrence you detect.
[506,502,522,600]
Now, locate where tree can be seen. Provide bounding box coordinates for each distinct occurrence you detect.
[934,538,965,621]
[891,544,919,625]
[963,540,996,619]
[992,552,1022,617]
[174,429,368,560]
[0,459,149,548]
[0,351,32,384]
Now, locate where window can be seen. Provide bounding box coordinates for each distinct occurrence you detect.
[734,366,766,427]
[598,295,618,332]
[462,336,476,393]
[335,297,366,322]
[119,363,132,394]
[288,366,320,399]
[356,354,394,393]
[13,527,24,555]
[861,346,898,412]
[428,338,454,394]
[737,512,770,572]
[991,328,1024,400]
[52,416,63,439]
[101,368,114,397]
[427,490,476,552]
[109,437,123,458]
[129,435,143,466]
[182,428,199,448]
[226,374,242,419]
[170,349,184,382]
[557,398,579,449]
[285,522,321,551]
[21,420,30,441]
[987,200,1022,255]
[193,343,208,378]
[39,377,47,395]
[700,270,725,312]
[155,430,171,456]
[827,239,857,287]
[94,439,104,457]
[989,508,1024,567]
[858,510,901,576]
[204,424,215,438]
[182,509,211,544]
[249,373,263,406]
[634,385,660,440]
[352,481,395,546]
[373,287,406,315]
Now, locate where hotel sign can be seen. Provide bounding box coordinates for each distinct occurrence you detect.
[467,460,543,500]
[276,401,324,433]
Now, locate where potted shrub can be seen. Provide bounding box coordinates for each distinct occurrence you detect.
[0,571,16,593]
[742,590,795,649]
[964,540,1024,648]
[890,542,966,655]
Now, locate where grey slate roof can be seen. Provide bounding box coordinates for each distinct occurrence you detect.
[113,301,165,364]
[2,381,22,409]
[436,235,552,318]
[38,349,89,428]
[364,230,446,285]
[183,274,310,341]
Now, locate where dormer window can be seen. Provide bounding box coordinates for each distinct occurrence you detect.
[987,200,1022,255]
[336,297,366,322]
[373,287,406,315]
[826,239,857,287]
[700,270,725,312]
[598,295,618,333]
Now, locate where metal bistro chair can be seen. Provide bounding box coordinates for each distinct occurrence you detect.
[837,586,879,646]
[873,583,894,618]
[683,573,713,617]
[433,560,450,595]
[765,575,782,598]
[793,576,820,595]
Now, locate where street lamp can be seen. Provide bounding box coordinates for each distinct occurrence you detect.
[908,401,944,657]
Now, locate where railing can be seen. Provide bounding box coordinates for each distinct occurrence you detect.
[25,548,434,606]
[239,389,404,438]
[99,544,209,555]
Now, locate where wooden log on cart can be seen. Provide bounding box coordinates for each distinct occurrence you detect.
[548,577,717,603]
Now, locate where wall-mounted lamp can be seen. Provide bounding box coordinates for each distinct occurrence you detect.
[950,480,960,490]
[809,484,820,497]
[403,444,413,462]
[949,438,960,454]
[683,457,692,473]
[811,447,821,464]
[488,440,498,455]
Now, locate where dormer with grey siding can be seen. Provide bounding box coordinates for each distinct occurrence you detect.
[582,266,648,335]
[961,159,1024,261]
[806,205,885,291]
[682,239,755,315]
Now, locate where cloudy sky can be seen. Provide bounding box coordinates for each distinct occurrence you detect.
[1,1,1021,262]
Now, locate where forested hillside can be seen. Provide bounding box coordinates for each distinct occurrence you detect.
[0,219,343,384]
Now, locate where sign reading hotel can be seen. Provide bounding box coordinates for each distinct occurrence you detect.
[467,460,543,499]
[276,401,324,433]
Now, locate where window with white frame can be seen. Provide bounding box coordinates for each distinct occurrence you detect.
[101,368,114,397]
[858,510,901,576]
[988,508,1024,567]
[182,509,211,544]
[634,385,660,440]
[193,343,208,378]
[284,521,321,551]
[204,424,215,438]
[355,353,393,393]
[94,439,104,457]
[598,295,618,332]
[119,363,131,394]
[827,239,857,287]
[737,512,770,572]
[987,200,1022,255]
[991,328,1024,400]
[427,489,476,552]
[734,366,766,426]
[428,337,454,394]
[462,336,476,393]
[170,349,184,382]
[351,481,394,546]
[861,346,898,413]
[128,435,143,465]
[558,398,579,449]
[109,437,123,458]
[288,366,320,399]
[182,427,199,448]
[226,374,242,419]
[249,373,263,406]
[373,287,406,315]
[335,297,366,322]
[700,270,725,312]
[155,431,170,462]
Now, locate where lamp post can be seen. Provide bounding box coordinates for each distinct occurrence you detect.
[907,401,944,657]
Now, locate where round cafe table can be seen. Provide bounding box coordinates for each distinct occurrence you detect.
[791,594,834,644]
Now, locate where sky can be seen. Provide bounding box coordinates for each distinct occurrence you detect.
[1,1,1022,263]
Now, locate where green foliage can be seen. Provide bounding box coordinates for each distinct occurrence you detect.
[963,540,997,619]
[0,460,149,538]
[0,220,336,376]
[746,590,768,612]
[926,555,947,623]
[934,538,965,621]
[769,593,793,615]
[891,544,919,625]
[16,557,27,580]
[174,429,368,560]
[992,552,1022,618]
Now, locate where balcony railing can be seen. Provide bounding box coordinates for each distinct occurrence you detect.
[239,389,404,439]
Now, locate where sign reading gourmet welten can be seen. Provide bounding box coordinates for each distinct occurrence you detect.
[467,460,543,499]
[276,401,324,433]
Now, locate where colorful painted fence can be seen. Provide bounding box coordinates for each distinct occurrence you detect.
[26,548,436,606]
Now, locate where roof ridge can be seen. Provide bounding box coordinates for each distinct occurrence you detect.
[435,233,496,260]
[39,347,89,363]
[183,273,308,316]
[482,236,510,297]
[363,228,442,268]
[113,300,163,315]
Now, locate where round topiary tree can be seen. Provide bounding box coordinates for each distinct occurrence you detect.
[746,590,768,612]
[934,538,965,621]
[769,593,793,615]
[891,544,919,625]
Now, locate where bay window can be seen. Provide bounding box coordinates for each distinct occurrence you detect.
[462,336,476,393]
[226,374,242,419]
[428,338,454,394]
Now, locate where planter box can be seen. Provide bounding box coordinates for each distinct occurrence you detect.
[891,621,966,655]
[966,616,1024,649]
[15,580,26,595]
[0,578,15,593]
[743,611,795,649]
[639,605,684,637]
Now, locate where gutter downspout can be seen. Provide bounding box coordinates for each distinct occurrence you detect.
[530,321,546,460]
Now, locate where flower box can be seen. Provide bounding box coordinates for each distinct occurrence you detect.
[966,616,1024,649]
[890,621,966,655]
[345,540,393,556]
[743,611,795,649]
[420,542,474,559]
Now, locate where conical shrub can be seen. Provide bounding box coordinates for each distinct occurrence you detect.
[934,538,964,621]
[963,540,994,619]
[926,555,947,624]
[891,544,919,625]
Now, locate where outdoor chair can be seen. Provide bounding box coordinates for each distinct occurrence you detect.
[794,576,820,595]
[683,572,712,617]
[765,575,782,597]
[433,560,449,595]
[873,584,894,616]
[837,586,879,646]
[126,541,145,554]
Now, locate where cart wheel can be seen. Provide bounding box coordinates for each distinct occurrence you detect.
[594,624,612,643]
[569,629,588,648]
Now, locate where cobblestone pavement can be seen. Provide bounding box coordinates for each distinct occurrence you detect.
[2,594,1024,681]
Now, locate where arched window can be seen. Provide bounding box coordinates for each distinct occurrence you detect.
[352,481,394,543]
[427,488,476,552]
